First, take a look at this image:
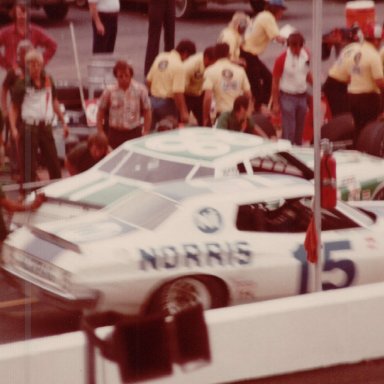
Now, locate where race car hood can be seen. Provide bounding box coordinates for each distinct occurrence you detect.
[34,210,140,246]
[11,171,143,226]
[3,210,142,274]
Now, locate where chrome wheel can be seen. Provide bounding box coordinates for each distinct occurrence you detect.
[175,0,194,18]
[146,275,228,315]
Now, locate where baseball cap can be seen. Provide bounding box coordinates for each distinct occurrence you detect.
[268,0,287,9]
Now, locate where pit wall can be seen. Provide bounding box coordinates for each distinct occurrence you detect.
[2,282,384,384]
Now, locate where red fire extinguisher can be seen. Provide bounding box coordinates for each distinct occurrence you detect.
[320,141,337,209]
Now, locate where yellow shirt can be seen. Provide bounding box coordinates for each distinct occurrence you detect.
[328,42,360,83]
[242,10,279,56]
[202,58,251,113]
[348,41,384,94]
[184,52,205,96]
[218,26,243,60]
[147,50,186,98]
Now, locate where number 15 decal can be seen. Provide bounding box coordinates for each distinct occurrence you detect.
[293,240,356,294]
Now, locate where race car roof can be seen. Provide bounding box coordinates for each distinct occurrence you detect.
[41,128,292,207]
[114,128,292,165]
[111,173,315,208]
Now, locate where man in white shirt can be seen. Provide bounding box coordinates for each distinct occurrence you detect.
[88,0,120,53]
[271,32,312,145]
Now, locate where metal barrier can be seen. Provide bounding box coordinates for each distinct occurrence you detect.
[87,54,117,99]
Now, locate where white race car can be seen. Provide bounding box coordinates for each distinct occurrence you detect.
[13,128,384,226]
[3,174,384,314]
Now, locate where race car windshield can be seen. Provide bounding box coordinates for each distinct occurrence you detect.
[108,191,178,230]
[98,150,195,183]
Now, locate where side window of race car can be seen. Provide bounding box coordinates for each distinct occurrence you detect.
[192,166,215,178]
[236,198,311,233]
[236,204,266,231]
[321,208,359,231]
[249,153,314,180]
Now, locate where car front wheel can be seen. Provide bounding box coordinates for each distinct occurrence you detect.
[175,0,196,18]
[146,275,228,315]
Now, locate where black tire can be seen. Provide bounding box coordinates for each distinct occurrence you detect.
[145,275,228,315]
[250,0,266,14]
[321,113,355,144]
[175,0,196,18]
[355,120,384,157]
[43,4,69,20]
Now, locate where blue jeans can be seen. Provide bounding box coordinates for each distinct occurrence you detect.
[280,91,307,145]
[150,96,178,131]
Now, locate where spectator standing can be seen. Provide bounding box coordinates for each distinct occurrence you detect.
[322,42,360,117]
[9,50,68,183]
[65,132,110,175]
[97,60,151,149]
[184,46,216,125]
[0,3,57,71]
[271,32,312,145]
[216,94,269,138]
[240,0,286,110]
[1,40,33,174]
[144,0,175,76]
[347,24,384,143]
[218,11,250,66]
[88,0,120,54]
[147,39,196,129]
[202,43,251,126]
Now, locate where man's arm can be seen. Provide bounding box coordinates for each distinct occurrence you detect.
[33,26,57,65]
[215,112,229,129]
[252,123,269,138]
[0,29,9,69]
[53,98,69,137]
[89,2,105,36]
[96,106,107,134]
[64,157,78,176]
[174,92,189,124]
[203,90,213,127]
[0,193,45,213]
[142,108,152,135]
[8,102,19,142]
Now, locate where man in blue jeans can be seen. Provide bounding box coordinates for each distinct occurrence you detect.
[271,32,312,145]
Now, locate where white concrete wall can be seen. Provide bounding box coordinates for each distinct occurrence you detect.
[2,282,384,384]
